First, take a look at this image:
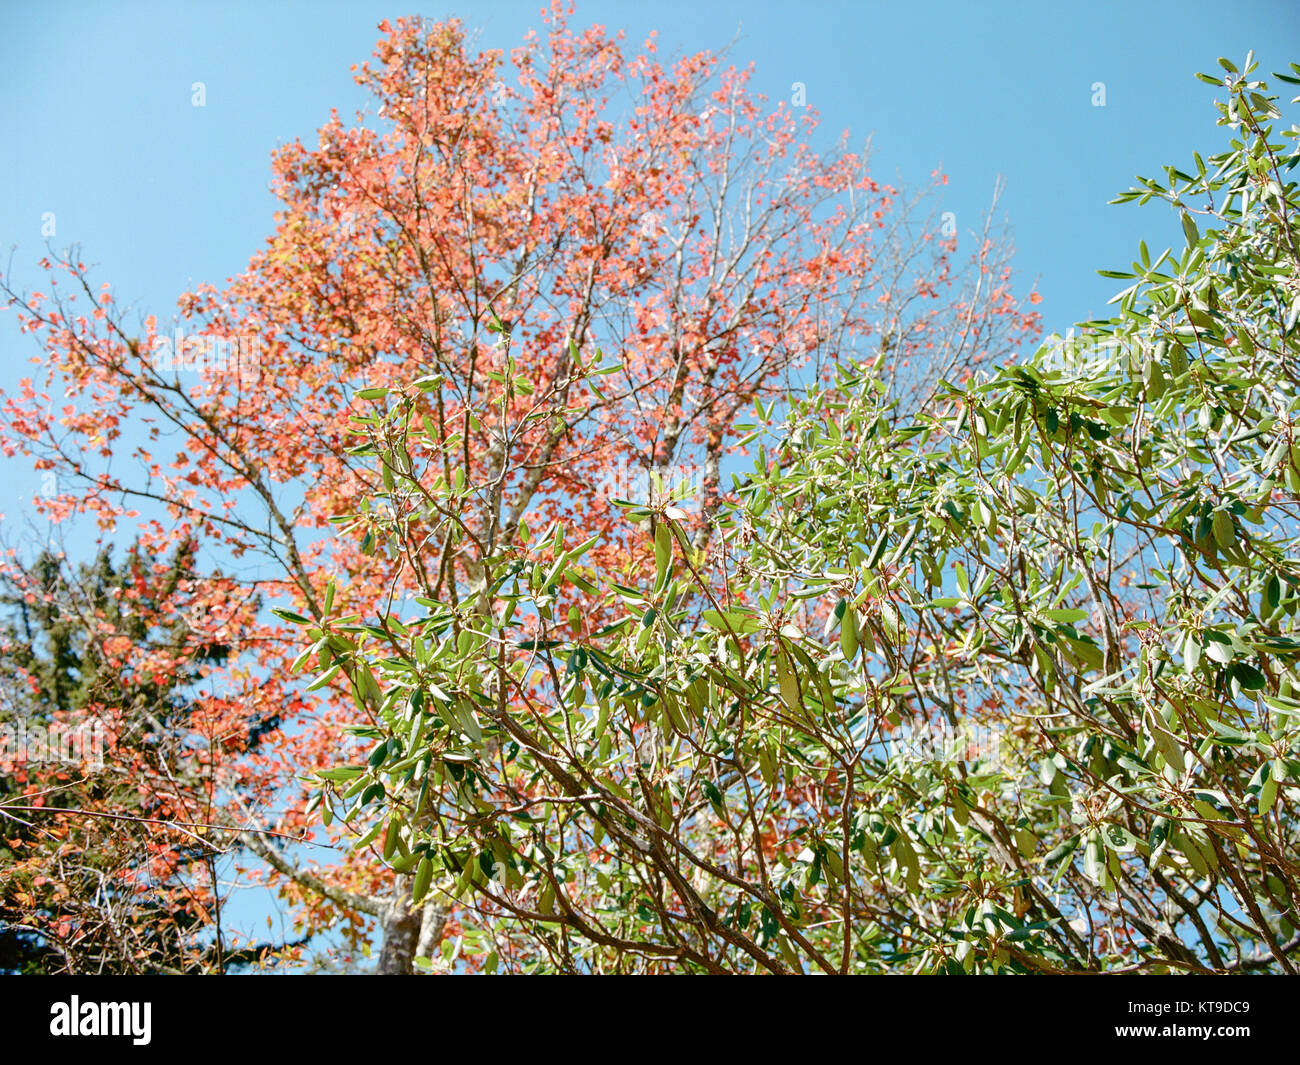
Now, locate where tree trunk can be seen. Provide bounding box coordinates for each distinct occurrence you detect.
[374,880,421,974]
[416,900,448,962]
[374,880,448,974]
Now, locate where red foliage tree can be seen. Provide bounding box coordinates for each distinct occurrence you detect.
[0,3,1039,971]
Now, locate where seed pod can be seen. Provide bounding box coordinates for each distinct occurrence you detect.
[390,850,421,874]
[840,607,860,662]
[383,817,402,861]
[412,855,434,904]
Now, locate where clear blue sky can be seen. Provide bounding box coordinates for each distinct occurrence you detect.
[3,0,1297,353]
[1,0,1296,962]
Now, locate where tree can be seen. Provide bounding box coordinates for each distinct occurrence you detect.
[314,54,1300,973]
[0,6,1036,970]
[0,540,297,973]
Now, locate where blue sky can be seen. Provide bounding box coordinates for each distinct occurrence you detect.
[3,0,1297,360]
[1,0,1296,963]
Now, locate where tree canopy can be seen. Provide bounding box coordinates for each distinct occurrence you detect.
[0,7,1035,971]
[5,11,1294,977]
[301,53,1300,973]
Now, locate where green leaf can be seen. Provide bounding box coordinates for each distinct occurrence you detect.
[1042,608,1089,624]
[1228,662,1266,690]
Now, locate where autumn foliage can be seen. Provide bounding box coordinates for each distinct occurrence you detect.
[0,4,1039,971]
